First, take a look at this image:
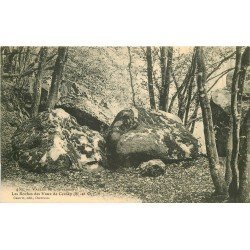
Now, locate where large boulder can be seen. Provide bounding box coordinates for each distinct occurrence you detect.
[106,107,200,169]
[12,109,106,172]
[57,94,113,133]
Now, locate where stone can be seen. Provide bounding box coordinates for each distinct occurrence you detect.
[56,94,112,133]
[139,159,166,177]
[106,107,200,169]
[12,108,106,172]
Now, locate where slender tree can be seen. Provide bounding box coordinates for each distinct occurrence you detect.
[176,49,197,121]
[237,47,250,202]
[184,77,194,127]
[46,47,68,109]
[229,47,242,200]
[2,47,18,73]
[225,125,233,188]
[0,47,4,76]
[229,46,250,202]
[170,48,234,130]
[31,47,48,117]
[188,97,200,133]
[146,46,156,109]
[238,109,250,202]
[196,46,227,195]
[237,109,250,202]
[159,47,173,111]
[21,47,31,73]
[127,47,136,106]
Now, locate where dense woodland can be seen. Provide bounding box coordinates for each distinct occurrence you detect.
[1,46,249,202]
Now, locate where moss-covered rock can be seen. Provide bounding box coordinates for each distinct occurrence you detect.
[106,107,200,168]
[12,109,106,172]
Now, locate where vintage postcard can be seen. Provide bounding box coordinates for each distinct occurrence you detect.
[0,46,249,202]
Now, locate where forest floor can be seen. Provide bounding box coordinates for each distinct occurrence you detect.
[1,153,218,203]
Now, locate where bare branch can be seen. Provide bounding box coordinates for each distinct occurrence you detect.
[207,67,234,82]
[206,51,235,79]
[207,68,234,92]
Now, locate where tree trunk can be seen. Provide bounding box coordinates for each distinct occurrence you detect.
[196,46,227,195]
[225,125,233,188]
[159,47,173,111]
[31,47,48,117]
[159,47,167,110]
[229,47,242,200]
[168,77,184,113]
[237,47,250,202]
[177,48,197,121]
[238,109,250,202]
[22,47,31,73]
[184,77,194,127]
[0,47,4,76]
[3,47,17,74]
[46,47,68,109]
[146,46,156,109]
[189,97,199,134]
[229,46,250,202]
[127,47,136,106]
[17,47,24,74]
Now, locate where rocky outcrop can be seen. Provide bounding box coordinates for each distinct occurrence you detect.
[139,159,166,177]
[57,94,113,133]
[211,88,250,157]
[12,109,106,172]
[106,107,200,169]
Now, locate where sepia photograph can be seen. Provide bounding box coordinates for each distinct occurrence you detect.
[1,46,249,203]
[0,1,249,250]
